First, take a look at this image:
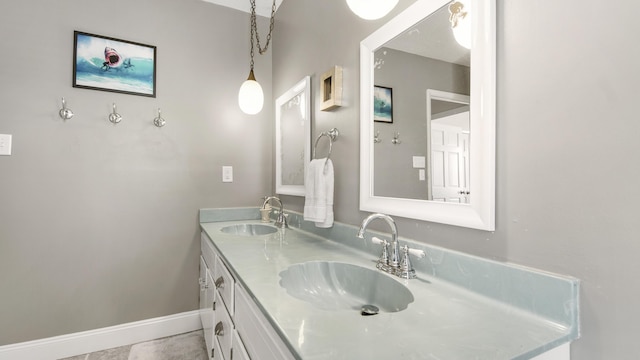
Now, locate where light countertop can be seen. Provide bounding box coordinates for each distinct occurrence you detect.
[200,208,579,360]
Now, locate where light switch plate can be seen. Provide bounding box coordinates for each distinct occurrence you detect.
[222,166,233,183]
[0,134,12,156]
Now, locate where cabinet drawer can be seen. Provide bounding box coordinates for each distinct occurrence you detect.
[234,284,296,360]
[214,256,235,315]
[213,296,233,360]
[201,232,218,270]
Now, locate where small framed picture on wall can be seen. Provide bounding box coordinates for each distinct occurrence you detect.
[73,31,157,97]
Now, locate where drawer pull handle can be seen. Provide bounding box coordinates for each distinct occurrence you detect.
[215,276,224,289]
[214,321,224,336]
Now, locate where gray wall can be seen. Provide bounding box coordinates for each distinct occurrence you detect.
[273,0,640,358]
[0,0,272,345]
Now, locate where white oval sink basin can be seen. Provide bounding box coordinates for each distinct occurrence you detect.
[279,261,413,313]
[220,224,278,236]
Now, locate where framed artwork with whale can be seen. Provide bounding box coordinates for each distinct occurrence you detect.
[73,31,157,97]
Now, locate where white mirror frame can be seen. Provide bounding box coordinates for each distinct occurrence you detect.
[276,76,311,196]
[359,0,496,230]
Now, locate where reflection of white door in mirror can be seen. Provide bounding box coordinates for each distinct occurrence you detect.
[430,124,469,203]
[359,0,495,230]
[426,89,470,203]
[276,76,311,196]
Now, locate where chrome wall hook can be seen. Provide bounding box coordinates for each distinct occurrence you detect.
[153,108,166,127]
[58,97,74,120]
[392,131,401,145]
[108,103,122,124]
[374,130,382,143]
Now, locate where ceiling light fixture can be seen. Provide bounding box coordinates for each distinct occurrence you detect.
[449,0,471,49]
[238,0,276,115]
[346,0,398,20]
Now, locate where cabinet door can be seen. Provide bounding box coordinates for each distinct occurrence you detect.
[205,269,216,357]
[200,257,213,354]
[199,256,208,315]
[232,330,251,360]
[234,284,296,360]
[213,295,234,360]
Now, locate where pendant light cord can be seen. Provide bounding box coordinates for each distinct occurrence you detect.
[249,0,276,71]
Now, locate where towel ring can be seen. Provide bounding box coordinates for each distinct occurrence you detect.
[313,128,339,166]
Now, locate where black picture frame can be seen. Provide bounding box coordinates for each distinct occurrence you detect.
[73,31,157,97]
[374,85,393,123]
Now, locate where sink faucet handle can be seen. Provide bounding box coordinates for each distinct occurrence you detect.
[371,237,391,272]
[407,247,426,259]
[398,245,425,279]
[371,236,387,245]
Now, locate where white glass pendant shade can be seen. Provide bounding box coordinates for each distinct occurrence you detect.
[451,0,472,49]
[346,0,399,20]
[238,70,264,115]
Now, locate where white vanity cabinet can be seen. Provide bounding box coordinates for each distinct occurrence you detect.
[200,232,294,360]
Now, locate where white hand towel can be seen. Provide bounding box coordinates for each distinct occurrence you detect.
[304,158,334,228]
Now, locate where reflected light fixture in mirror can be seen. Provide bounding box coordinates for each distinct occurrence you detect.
[346,0,399,20]
[238,0,276,115]
[449,0,471,49]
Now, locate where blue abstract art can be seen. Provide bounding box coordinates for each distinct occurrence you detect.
[374,86,392,123]
[73,31,156,97]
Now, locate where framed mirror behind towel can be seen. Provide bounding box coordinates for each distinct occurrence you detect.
[276,76,311,196]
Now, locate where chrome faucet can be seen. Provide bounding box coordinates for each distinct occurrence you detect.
[357,213,401,271]
[262,196,288,229]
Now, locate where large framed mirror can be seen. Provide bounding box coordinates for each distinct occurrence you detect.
[276,76,311,196]
[359,0,496,230]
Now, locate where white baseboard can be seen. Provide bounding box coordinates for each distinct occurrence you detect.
[0,310,202,360]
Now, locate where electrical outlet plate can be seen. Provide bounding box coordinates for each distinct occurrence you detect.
[412,156,425,168]
[0,134,12,156]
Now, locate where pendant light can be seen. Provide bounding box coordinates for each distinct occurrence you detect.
[238,0,276,115]
[238,69,264,115]
[449,0,471,49]
[346,0,398,20]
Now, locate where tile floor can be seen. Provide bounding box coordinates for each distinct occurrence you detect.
[59,330,208,360]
